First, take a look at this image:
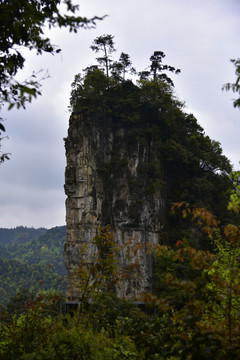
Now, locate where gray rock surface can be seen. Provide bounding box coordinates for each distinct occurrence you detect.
[64,111,165,300]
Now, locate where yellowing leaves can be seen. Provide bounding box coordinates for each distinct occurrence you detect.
[224,224,240,245]
[171,202,219,234]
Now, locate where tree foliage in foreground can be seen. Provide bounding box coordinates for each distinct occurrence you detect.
[0,0,103,111]
[223,58,240,109]
[145,173,240,359]
[2,180,240,359]
[0,295,142,359]
[0,0,104,162]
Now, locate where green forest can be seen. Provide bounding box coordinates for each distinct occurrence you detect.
[1,27,240,359]
[0,226,67,306]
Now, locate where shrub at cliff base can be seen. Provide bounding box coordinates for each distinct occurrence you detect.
[0,298,142,360]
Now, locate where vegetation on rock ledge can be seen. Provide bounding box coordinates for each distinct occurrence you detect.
[69,34,233,246]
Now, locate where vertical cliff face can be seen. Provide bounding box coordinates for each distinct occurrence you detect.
[64,111,165,300]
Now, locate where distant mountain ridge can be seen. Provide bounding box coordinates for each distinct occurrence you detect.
[0,226,67,305]
[0,226,47,246]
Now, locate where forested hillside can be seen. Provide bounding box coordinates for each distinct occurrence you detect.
[0,226,46,247]
[0,226,67,305]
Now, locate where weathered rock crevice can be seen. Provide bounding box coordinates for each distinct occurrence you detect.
[64,111,165,300]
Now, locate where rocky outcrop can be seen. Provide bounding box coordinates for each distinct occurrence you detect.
[64,111,165,300]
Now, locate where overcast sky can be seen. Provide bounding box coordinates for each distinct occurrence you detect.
[0,0,239,229]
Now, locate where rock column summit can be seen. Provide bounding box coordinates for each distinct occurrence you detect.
[64,111,164,300]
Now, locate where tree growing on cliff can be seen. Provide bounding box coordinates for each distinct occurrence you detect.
[111,52,136,80]
[90,34,116,78]
[139,51,181,85]
[72,225,141,317]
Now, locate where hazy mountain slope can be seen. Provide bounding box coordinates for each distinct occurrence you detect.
[0,226,67,305]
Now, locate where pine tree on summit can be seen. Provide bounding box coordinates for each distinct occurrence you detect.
[90,34,116,78]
